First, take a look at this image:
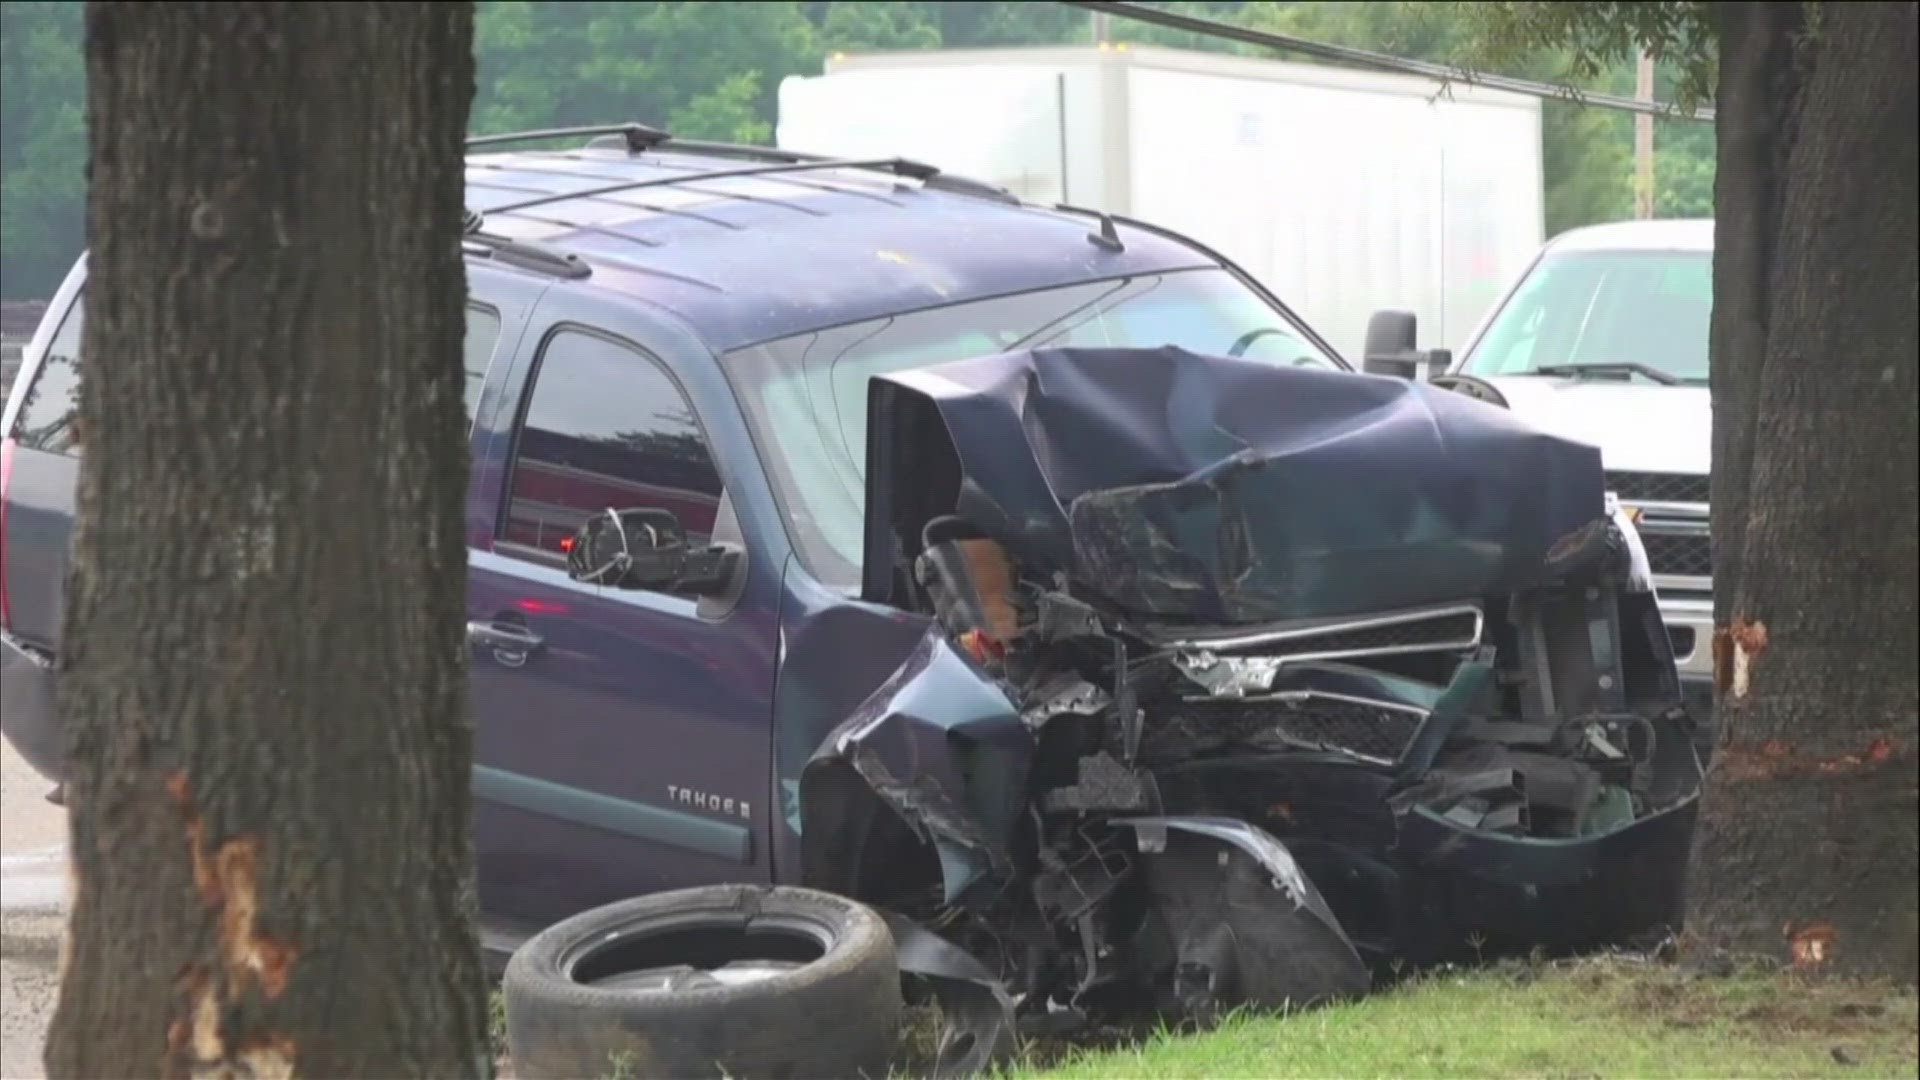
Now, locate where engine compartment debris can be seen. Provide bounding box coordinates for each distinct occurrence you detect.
[795,348,1705,1072]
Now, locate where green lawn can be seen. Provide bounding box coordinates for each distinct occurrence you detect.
[1013,958,1918,1080]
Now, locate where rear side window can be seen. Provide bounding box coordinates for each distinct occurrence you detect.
[11,295,85,455]
[8,293,504,454]
[499,329,723,595]
[464,305,502,425]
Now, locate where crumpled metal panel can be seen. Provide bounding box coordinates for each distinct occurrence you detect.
[804,624,1033,902]
[866,347,1606,624]
[1119,817,1372,1010]
[882,913,1020,1079]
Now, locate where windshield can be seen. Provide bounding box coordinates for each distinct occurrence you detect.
[1462,249,1711,384]
[724,268,1340,591]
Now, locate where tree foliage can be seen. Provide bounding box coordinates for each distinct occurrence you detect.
[1,1,1720,299]
[1445,2,1718,107]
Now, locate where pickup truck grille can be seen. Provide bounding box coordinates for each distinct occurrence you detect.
[1606,470,1710,505]
[1642,532,1714,578]
[1608,470,1711,587]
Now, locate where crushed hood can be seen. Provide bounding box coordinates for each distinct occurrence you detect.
[864,347,1606,626]
[1481,376,1712,476]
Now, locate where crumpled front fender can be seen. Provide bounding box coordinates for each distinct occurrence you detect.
[1118,816,1372,1010]
[800,624,1033,904]
[1117,816,1353,942]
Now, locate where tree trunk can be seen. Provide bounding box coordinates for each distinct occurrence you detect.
[1690,0,1919,983]
[46,4,487,1077]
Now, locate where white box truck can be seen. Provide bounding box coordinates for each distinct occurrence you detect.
[778,44,1544,362]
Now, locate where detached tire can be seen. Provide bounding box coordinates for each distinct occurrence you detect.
[504,884,901,1080]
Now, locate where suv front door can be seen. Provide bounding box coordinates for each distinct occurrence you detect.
[465,305,776,925]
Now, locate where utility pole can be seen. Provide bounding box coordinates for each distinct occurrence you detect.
[1092,9,1112,45]
[1635,50,1656,218]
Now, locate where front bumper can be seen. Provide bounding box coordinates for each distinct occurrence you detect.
[1659,594,1714,681]
[0,631,63,782]
[1391,794,1699,962]
[1658,595,1716,748]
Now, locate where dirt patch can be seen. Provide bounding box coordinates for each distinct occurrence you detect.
[1604,958,1919,1045]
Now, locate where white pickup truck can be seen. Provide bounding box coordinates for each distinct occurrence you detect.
[1364,219,1716,736]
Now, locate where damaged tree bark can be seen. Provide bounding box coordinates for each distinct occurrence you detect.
[46,4,488,1077]
[1691,0,1918,983]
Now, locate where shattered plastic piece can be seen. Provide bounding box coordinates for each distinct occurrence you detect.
[1021,675,1110,728]
[1030,590,1106,643]
[1584,723,1627,760]
[882,913,1019,1079]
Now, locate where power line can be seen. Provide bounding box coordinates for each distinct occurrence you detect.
[1057,1,1716,122]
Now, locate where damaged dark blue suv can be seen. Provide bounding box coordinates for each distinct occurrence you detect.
[1,125,1703,1079]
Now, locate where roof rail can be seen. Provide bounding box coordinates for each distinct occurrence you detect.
[468,120,1019,207]
[624,134,1020,205]
[1052,203,1126,252]
[480,156,1017,217]
[467,124,670,153]
[461,231,592,280]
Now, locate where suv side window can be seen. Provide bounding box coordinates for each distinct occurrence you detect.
[10,295,85,455]
[464,304,503,426]
[7,292,503,453]
[499,328,724,597]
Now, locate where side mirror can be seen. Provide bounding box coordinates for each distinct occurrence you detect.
[566,507,738,596]
[1362,310,1451,381]
[567,507,687,591]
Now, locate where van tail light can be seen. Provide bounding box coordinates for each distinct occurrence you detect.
[0,436,14,629]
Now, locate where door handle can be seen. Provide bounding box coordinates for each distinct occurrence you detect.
[467,619,545,667]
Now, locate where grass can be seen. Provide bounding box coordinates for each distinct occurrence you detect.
[1012,957,1919,1080]
[491,956,1917,1079]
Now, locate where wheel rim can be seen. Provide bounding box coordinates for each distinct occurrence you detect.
[589,957,806,993]
[560,908,831,994]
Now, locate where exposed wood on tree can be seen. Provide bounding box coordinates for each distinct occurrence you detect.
[45,3,488,1077]
[1689,0,1918,983]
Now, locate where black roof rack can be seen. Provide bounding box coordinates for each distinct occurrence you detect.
[467,123,671,154]
[461,230,591,280]
[467,121,1019,207]
[1054,204,1127,252]
[480,157,1009,217]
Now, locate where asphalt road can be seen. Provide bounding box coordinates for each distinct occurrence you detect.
[1,736,64,1080]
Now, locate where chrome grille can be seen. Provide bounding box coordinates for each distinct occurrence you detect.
[1264,610,1481,656]
[1642,532,1713,578]
[1607,471,1709,505]
[1164,603,1483,657]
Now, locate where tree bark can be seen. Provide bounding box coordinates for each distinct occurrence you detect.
[1690,0,1919,983]
[46,4,487,1077]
